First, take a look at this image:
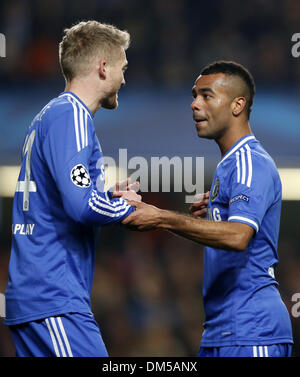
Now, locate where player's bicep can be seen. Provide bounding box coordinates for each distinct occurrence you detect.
[42,107,93,217]
[227,153,275,233]
[227,221,255,250]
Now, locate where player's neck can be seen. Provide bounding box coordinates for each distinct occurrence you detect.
[64,80,102,115]
[216,123,252,158]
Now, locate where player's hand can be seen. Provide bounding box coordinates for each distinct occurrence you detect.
[189,191,210,218]
[121,200,162,231]
[112,189,142,202]
[111,178,140,194]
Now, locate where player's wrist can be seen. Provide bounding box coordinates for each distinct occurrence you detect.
[156,209,175,230]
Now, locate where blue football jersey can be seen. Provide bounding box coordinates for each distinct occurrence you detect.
[201,134,293,346]
[4,91,134,325]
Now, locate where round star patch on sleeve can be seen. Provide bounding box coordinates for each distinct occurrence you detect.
[70,164,91,188]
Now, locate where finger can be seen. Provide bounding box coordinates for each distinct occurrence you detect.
[118,178,132,191]
[112,190,123,197]
[190,199,207,207]
[192,196,209,206]
[189,201,206,212]
[127,200,144,208]
[194,191,210,202]
[121,177,131,191]
[192,208,207,217]
[194,193,204,202]
[189,205,208,216]
[129,181,140,192]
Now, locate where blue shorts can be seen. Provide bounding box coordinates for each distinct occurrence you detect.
[9,312,109,357]
[197,344,292,357]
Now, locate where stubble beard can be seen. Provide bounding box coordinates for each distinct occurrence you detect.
[101,92,118,110]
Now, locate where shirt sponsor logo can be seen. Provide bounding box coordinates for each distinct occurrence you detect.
[229,194,249,205]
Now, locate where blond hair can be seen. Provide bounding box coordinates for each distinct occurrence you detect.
[59,20,130,82]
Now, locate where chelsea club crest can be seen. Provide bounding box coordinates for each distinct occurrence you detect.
[210,177,219,202]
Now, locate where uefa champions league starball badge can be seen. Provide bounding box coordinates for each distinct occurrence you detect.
[70,164,91,188]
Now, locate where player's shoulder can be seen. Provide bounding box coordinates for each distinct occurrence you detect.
[33,94,74,133]
[42,93,76,123]
[38,92,93,136]
[245,138,279,178]
[40,92,92,122]
[219,136,279,183]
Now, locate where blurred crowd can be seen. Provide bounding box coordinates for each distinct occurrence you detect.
[0,0,300,87]
[0,193,299,357]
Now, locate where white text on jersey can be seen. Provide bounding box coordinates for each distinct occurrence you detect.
[12,224,35,235]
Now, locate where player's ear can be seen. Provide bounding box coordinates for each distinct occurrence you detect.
[98,60,106,80]
[231,96,246,117]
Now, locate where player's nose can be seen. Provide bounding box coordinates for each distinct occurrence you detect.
[191,98,200,111]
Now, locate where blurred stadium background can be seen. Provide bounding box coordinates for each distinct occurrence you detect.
[0,0,300,357]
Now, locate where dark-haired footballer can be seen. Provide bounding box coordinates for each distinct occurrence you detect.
[122,61,294,357]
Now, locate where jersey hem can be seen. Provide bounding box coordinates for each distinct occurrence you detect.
[200,337,294,347]
[3,305,92,326]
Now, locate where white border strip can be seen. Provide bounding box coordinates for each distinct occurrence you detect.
[245,144,253,187]
[68,97,81,152]
[228,215,259,232]
[240,147,246,185]
[253,346,257,357]
[57,317,73,357]
[45,318,60,357]
[50,317,67,357]
[217,136,255,167]
[236,151,240,183]
[60,93,92,120]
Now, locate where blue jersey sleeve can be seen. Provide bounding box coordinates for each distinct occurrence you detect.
[227,151,278,233]
[41,104,134,225]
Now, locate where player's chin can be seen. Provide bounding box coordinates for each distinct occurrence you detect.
[195,128,213,139]
[102,94,118,110]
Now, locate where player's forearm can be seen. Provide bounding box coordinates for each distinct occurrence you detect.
[65,189,134,225]
[158,210,248,251]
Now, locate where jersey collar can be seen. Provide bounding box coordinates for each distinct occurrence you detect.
[59,91,94,119]
[217,134,256,168]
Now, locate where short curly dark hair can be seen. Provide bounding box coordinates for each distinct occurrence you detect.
[200,60,256,119]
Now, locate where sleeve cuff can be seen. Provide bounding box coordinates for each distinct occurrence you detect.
[228,215,259,233]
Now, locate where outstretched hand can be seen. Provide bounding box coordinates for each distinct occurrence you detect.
[121,200,163,231]
[111,178,142,202]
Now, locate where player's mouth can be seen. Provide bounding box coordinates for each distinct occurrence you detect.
[194,116,208,126]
